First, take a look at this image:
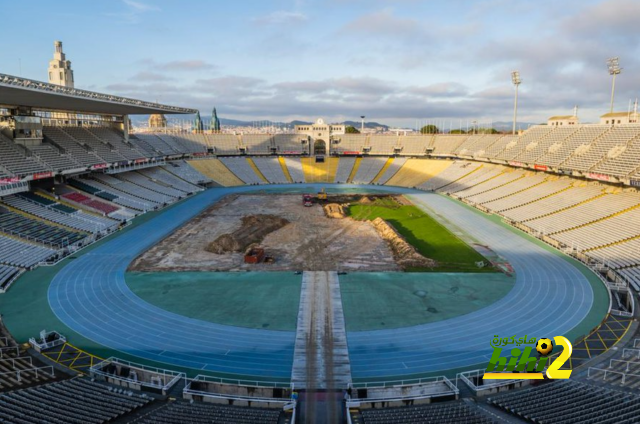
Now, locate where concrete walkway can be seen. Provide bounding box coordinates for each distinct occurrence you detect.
[292,271,352,390]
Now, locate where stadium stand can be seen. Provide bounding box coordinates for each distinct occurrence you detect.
[488,380,640,424]
[360,401,493,424]
[463,172,547,205]
[282,157,305,183]
[466,134,504,157]
[438,164,504,194]
[398,134,431,155]
[333,134,366,154]
[560,126,640,172]
[386,158,452,188]
[513,126,580,164]
[0,264,22,291]
[375,157,408,184]
[593,134,640,177]
[0,234,58,268]
[418,161,482,191]
[61,191,120,216]
[139,400,283,424]
[274,134,307,154]
[62,127,128,164]
[2,194,117,233]
[86,127,149,160]
[252,157,289,184]
[156,133,192,154]
[207,133,241,154]
[494,126,554,161]
[139,166,204,193]
[368,135,400,155]
[28,142,83,172]
[452,168,526,200]
[93,174,176,204]
[431,134,469,156]
[352,157,388,184]
[70,178,158,211]
[0,210,85,247]
[128,134,165,157]
[300,157,339,183]
[116,172,186,198]
[334,156,356,183]
[0,378,152,423]
[187,159,245,186]
[481,177,573,213]
[219,157,265,184]
[0,133,50,176]
[163,160,213,185]
[535,125,610,168]
[241,134,273,154]
[43,126,106,167]
[132,134,180,156]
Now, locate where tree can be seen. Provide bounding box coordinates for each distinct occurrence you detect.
[420,125,439,134]
[449,129,466,134]
[345,125,360,134]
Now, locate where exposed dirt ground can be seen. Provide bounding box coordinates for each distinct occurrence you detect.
[130,194,399,272]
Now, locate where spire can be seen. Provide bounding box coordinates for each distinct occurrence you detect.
[211,107,221,132]
[193,111,203,132]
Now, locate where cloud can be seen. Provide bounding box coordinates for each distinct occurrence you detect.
[162,60,217,72]
[107,0,160,24]
[129,71,175,82]
[253,11,308,25]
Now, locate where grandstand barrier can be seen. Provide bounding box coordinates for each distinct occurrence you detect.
[104,160,166,174]
[184,375,295,409]
[29,330,66,352]
[0,346,20,358]
[622,348,640,359]
[90,357,185,395]
[0,268,25,293]
[587,367,640,385]
[0,365,55,382]
[457,370,531,396]
[0,181,29,196]
[347,376,458,409]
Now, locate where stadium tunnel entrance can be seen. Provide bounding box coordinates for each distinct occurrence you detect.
[314,139,327,155]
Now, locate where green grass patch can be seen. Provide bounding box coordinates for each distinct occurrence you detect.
[126,271,301,331]
[347,200,494,272]
[341,272,514,331]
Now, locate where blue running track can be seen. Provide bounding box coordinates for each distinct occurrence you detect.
[48,185,595,381]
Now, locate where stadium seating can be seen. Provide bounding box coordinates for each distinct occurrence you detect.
[43,126,106,167]
[133,134,180,156]
[368,135,400,155]
[252,157,289,183]
[62,191,120,216]
[163,160,213,185]
[334,156,356,183]
[63,127,128,164]
[71,178,158,211]
[2,194,117,233]
[282,157,305,183]
[375,157,408,184]
[0,134,50,177]
[207,134,241,154]
[360,401,493,424]
[535,125,610,168]
[332,134,367,154]
[431,134,469,156]
[187,159,245,186]
[352,157,388,184]
[418,161,482,191]
[0,234,57,268]
[0,378,152,423]
[241,134,273,154]
[386,159,451,188]
[139,400,282,424]
[0,264,22,291]
[219,157,265,184]
[139,166,204,193]
[274,134,307,154]
[28,143,83,172]
[495,126,554,161]
[87,127,149,160]
[488,380,640,424]
[0,210,85,247]
[398,134,431,155]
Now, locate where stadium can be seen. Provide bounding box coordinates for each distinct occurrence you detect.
[1,6,640,424]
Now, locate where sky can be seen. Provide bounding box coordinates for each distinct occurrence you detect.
[2,0,640,128]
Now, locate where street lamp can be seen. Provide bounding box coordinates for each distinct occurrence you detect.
[511,71,521,135]
[360,116,365,133]
[607,57,622,113]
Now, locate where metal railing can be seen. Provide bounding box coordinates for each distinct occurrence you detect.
[0,365,55,382]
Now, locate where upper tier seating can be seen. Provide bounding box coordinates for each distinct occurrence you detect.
[368,135,399,155]
[241,134,273,154]
[62,127,128,164]
[274,134,307,154]
[43,126,105,167]
[86,127,149,160]
[333,134,366,154]
[62,191,120,215]
[28,143,83,172]
[398,134,431,155]
[207,133,241,154]
[0,134,50,176]
[488,380,640,424]
[431,134,469,156]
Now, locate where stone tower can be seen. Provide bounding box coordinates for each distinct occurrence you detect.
[48,41,74,88]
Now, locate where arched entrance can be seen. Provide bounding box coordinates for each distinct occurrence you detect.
[314,139,326,155]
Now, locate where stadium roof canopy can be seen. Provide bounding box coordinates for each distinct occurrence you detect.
[0,73,196,115]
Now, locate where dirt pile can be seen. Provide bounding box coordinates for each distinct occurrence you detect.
[206,214,290,254]
[371,217,437,269]
[323,203,346,219]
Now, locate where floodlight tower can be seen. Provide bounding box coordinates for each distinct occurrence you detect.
[511,71,521,135]
[607,57,622,113]
[360,115,365,132]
